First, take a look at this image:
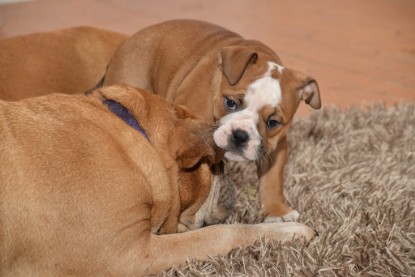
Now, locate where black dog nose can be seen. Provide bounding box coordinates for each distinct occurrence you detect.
[231,129,249,147]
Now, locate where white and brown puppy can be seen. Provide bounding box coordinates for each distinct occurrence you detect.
[0,86,316,276]
[105,19,322,222]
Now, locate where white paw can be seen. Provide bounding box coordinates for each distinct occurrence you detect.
[264,209,300,223]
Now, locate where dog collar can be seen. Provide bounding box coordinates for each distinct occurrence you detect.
[103,99,150,141]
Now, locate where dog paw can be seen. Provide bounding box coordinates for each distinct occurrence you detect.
[259,222,317,243]
[283,222,318,242]
[264,209,300,223]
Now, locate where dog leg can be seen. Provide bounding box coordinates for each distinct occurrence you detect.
[119,222,316,276]
[258,136,299,222]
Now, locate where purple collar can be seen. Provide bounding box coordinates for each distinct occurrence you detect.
[103,99,150,141]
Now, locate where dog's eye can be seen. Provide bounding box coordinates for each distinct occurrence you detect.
[224,98,238,111]
[266,118,281,128]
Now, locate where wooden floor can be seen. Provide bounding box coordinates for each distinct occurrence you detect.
[1,0,414,117]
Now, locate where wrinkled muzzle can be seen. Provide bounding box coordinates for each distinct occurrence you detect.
[213,113,263,162]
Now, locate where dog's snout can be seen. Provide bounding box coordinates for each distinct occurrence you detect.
[231,129,249,147]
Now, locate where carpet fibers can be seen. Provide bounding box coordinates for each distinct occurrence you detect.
[159,103,415,276]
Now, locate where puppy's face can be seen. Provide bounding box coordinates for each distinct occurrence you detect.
[213,54,321,161]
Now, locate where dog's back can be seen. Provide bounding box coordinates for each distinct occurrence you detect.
[0,92,167,275]
[0,27,127,100]
[105,20,275,99]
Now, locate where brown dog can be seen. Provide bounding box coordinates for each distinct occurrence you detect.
[104,19,322,222]
[0,26,127,100]
[0,85,316,276]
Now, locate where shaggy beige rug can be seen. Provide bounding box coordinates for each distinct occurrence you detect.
[159,103,415,276]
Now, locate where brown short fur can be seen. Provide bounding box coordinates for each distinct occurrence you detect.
[0,26,127,100]
[0,85,316,276]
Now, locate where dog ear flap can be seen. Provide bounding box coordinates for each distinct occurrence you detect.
[172,105,224,169]
[173,104,198,120]
[298,79,321,109]
[175,133,217,169]
[283,69,321,110]
[219,46,258,86]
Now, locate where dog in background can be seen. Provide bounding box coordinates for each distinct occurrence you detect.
[0,26,127,100]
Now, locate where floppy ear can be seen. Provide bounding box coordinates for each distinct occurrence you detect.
[298,79,321,109]
[284,69,321,109]
[172,105,224,169]
[173,104,198,120]
[219,46,258,86]
[175,132,217,169]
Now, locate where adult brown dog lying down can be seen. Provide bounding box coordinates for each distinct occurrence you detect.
[0,26,127,100]
[104,19,322,223]
[0,86,316,276]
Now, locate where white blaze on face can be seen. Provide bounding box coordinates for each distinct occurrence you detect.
[214,62,284,161]
[245,62,283,111]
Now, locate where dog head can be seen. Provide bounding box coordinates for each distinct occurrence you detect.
[213,46,321,161]
[96,86,223,166]
[96,86,233,232]
[169,105,236,232]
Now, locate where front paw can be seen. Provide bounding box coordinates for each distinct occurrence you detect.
[264,209,300,223]
[287,222,318,243]
[259,222,318,243]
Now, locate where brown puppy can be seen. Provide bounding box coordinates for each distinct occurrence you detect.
[0,86,316,276]
[104,19,322,222]
[0,26,127,100]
